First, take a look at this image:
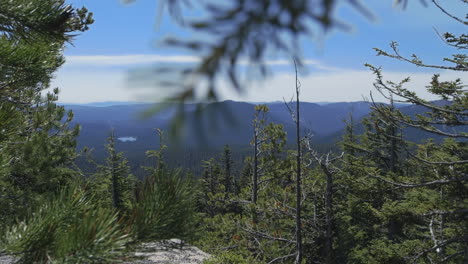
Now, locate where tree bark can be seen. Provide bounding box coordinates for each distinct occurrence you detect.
[294,60,303,264]
[322,163,334,264]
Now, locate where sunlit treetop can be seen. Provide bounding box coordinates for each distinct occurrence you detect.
[0,0,94,102]
[0,0,94,42]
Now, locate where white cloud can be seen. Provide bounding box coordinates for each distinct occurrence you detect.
[50,69,132,104]
[65,54,200,66]
[53,54,348,103]
[220,70,464,103]
[51,63,465,104]
[64,54,341,71]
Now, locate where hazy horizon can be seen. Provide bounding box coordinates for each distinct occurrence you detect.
[59,99,394,106]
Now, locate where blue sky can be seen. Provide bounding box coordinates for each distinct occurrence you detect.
[52,0,467,103]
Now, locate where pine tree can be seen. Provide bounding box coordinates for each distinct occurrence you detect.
[222,145,233,198]
[345,1,468,261]
[199,158,224,216]
[239,157,253,193]
[0,0,93,226]
[90,131,135,213]
[251,104,268,205]
[145,128,167,172]
[336,101,414,263]
[287,60,303,263]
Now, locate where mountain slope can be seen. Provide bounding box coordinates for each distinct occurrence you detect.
[68,100,374,152]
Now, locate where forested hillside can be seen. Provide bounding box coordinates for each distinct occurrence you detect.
[69,101,371,149]
[70,101,373,175]
[0,0,466,264]
[70,100,465,177]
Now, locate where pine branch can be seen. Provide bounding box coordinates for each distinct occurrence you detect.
[406,148,468,165]
[411,236,468,263]
[366,171,467,188]
[431,0,468,25]
[267,253,297,264]
[423,208,468,216]
[374,42,468,71]
[239,225,296,244]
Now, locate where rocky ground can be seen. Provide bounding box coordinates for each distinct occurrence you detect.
[0,255,16,264]
[0,239,211,264]
[128,239,211,264]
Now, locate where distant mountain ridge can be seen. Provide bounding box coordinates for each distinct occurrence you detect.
[67,100,466,175]
[62,101,151,107]
[67,100,375,152]
[67,100,461,158]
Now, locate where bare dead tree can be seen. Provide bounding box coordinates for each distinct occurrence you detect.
[284,59,303,263]
[251,104,269,223]
[304,136,343,264]
[294,59,303,264]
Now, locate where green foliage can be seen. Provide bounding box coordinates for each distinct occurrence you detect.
[131,168,198,242]
[198,158,225,216]
[196,107,313,262]
[0,37,62,99]
[1,187,130,263]
[196,214,263,264]
[194,4,467,262]
[1,0,204,261]
[0,0,93,41]
[203,251,263,264]
[89,131,136,213]
[0,0,93,228]
[145,128,167,172]
[222,145,234,196]
[2,1,467,263]
[335,3,468,261]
